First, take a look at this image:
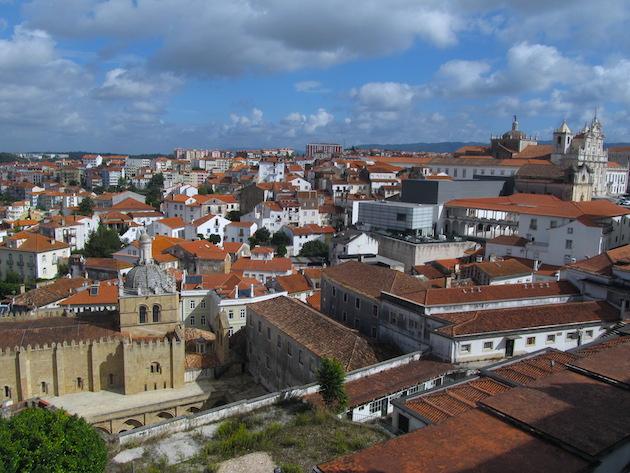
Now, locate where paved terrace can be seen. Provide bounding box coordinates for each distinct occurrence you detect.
[44,374,267,423]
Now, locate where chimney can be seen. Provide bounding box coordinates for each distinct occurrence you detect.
[250,284,255,297]
[235,285,239,299]
[533,260,540,272]
[489,254,497,262]
[444,276,452,288]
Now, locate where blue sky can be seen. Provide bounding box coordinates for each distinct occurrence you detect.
[1,0,630,153]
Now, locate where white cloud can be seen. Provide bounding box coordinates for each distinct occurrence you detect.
[351,82,423,110]
[23,0,463,76]
[94,68,182,100]
[294,80,327,93]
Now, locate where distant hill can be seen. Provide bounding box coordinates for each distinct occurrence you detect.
[354,141,630,153]
[354,142,485,153]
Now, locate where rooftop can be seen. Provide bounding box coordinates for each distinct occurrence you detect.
[433,300,618,337]
[249,296,381,371]
[322,261,429,300]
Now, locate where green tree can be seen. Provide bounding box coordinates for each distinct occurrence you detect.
[75,197,94,216]
[226,210,241,222]
[0,408,108,473]
[251,228,271,246]
[145,173,164,210]
[83,224,123,258]
[207,234,222,244]
[275,244,287,257]
[299,240,329,258]
[198,184,214,195]
[271,231,290,246]
[317,357,348,413]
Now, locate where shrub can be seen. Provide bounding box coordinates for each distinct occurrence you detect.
[0,408,108,473]
[280,463,303,473]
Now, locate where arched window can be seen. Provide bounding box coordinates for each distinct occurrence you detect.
[152,305,161,323]
[139,306,147,324]
[150,362,161,374]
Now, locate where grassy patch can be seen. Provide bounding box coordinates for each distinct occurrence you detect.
[198,406,387,473]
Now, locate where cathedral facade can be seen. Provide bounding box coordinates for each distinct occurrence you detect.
[551,116,610,197]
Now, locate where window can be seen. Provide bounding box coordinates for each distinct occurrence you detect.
[77,377,83,389]
[228,309,234,319]
[240,308,246,318]
[150,362,161,373]
[189,300,196,309]
[332,287,336,296]
[526,336,536,346]
[257,320,261,332]
[372,305,378,317]
[152,305,161,323]
[190,315,196,325]
[343,293,348,302]
[529,218,537,230]
[396,213,406,222]
[200,315,206,326]
[565,239,573,250]
[298,350,303,365]
[546,334,556,344]
[369,399,382,414]
[287,342,293,356]
[483,341,493,351]
[108,374,114,385]
[277,334,281,348]
[265,356,270,369]
[267,327,271,340]
[342,311,347,322]
[460,344,471,353]
[200,300,206,308]
[585,329,593,338]
[41,382,48,394]
[139,305,147,324]
[567,331,578,340]
[550,220,557,228]
[4,386,11,398]
[355,298,360,309]
[567,227,573,234]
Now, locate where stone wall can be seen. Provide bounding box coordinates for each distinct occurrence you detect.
[0,331,184,402]
[117,350,426,445]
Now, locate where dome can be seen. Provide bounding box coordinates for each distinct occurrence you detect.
[139,232,151,243]
[124,262,174,295]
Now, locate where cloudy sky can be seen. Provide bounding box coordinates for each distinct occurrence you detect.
[1,0,630,153]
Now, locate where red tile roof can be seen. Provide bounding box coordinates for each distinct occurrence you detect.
[232,257,293,273]
[60,282,119,306]
[156,217,186,229]
[434,300,618,337]
[249,296,381,371]
[401,280,578,306]
[110,198,155,211]
[323,261,429,300]
[317,409,588,473]
[447,193,630,219]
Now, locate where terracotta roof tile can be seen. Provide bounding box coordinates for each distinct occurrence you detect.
[249,296,381,371]
[323,261,429,300]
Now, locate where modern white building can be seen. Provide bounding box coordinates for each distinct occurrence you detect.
[445,193,630,266]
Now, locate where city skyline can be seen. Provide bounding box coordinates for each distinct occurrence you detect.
[1,0,630,153]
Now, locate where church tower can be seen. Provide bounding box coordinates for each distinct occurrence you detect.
[118,231,180,337]
[553,120,572,154]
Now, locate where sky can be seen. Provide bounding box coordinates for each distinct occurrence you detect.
[1,1,630,154]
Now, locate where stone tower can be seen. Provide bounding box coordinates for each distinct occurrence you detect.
[553,120,573,154]
[118,231,180,337]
